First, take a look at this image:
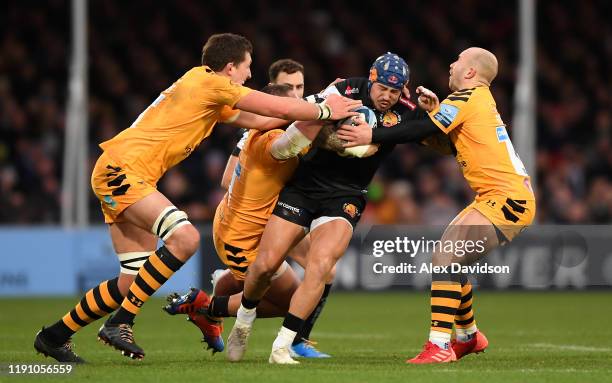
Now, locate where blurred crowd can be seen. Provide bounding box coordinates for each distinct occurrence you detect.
[1,0,610,224]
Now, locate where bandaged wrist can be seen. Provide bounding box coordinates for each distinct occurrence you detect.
[316,102,332,120]
[270,123,313,160]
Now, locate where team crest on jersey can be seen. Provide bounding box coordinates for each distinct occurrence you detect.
[382,111,401,127]
[343,203,359,218]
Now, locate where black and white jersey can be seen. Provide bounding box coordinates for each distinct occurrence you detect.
[231,128,249,156]
[291,77,425,198]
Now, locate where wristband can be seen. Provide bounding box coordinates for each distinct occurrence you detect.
[316,102,332,120]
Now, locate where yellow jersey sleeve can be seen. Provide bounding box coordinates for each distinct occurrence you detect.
[427,89,476,134]
[220,106,241,123]
[196,68,253,108]
[249,130,286,169]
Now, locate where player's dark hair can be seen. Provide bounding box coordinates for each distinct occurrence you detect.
[268,59,304,83]
[260,83,293,97]
[201,33,253,71]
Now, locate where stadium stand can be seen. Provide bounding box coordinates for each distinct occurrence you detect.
[0,0,609,224]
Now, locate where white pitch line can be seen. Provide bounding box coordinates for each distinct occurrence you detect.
[430,368,602,373]
[293,332,391,340]
[529,343,612,353]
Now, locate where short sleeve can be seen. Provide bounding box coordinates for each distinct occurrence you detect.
[428,97,471,134]
[248,130,286,168]
[220,106,241,123]
[199,72,253,107]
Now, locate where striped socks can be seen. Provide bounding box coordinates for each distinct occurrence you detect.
[43,278,123,345]
[455,275,478,342]
[110,246,183,325]
[429,272,462,349]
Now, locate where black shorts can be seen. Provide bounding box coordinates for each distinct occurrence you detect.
[272,185,366,229]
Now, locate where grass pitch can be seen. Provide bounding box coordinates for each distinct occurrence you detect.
[2,291,611,382]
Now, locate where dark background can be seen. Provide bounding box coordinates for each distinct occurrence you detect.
[1,0,610,225]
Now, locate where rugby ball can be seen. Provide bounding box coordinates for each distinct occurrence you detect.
[336,106,378,130]
[335,106,379,158]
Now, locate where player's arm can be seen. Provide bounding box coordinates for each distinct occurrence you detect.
[269,120,325,160]
[228,78,350,131]
[220,155,238,190]
[337,117,440,146]
[339,88,465,146]
[372,118,440,144]
[220,129,249,189]
[235,91,361,123]
[226,110,290,131]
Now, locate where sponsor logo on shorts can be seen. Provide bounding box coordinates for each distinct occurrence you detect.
[343,203,359,218]
[103,195,117,209]
[278,201,301,215]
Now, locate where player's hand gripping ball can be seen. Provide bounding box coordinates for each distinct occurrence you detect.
[336,106,378,157]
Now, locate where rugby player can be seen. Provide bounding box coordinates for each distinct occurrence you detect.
[338,47,536,364]
[216,59,336,358]
[164,83,353,358]
[226,52,435,364]
[220,59,305,190]
[33,33,361,362]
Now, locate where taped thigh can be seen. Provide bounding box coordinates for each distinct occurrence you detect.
[270,261,290,281]
[310,216,353,233]
[151,206,191,241]
[117,251,150,275]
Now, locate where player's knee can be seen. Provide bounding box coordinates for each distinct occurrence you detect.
[250,260,276,282]
[250,252,282,282]
[256,248,284,272]
[151,206,199,256]
[306,254,335,280]
[165,224,200,258]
